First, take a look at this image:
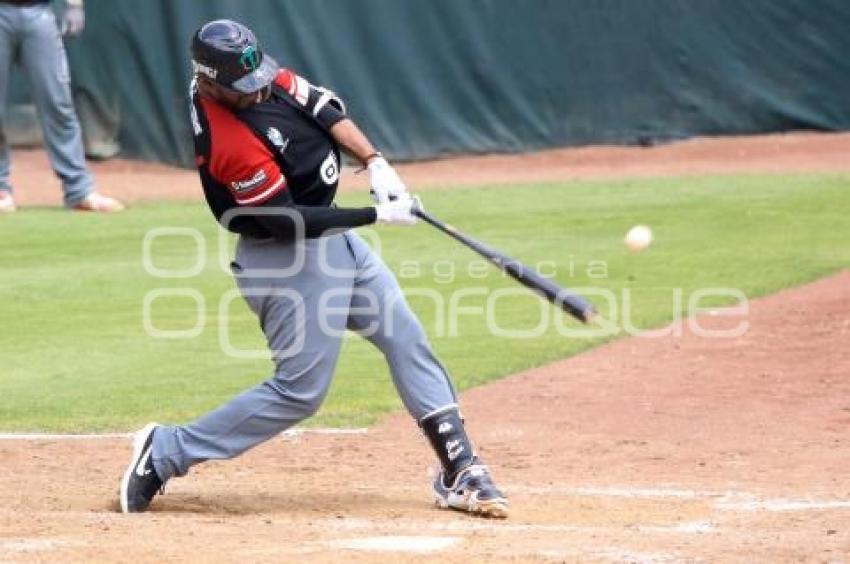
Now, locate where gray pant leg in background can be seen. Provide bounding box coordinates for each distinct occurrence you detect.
[152,235,356,482]
[14,4,92,205]
[0,5,17,193]
[344,232,458,420]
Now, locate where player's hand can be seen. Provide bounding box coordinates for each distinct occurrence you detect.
[368,156,408,204]
[374,195,422,226]
[62,5,85,36]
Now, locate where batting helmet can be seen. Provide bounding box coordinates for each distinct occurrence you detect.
[190,20,278,94]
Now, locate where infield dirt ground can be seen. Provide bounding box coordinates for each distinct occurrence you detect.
[6,131,850,205]
[1,133,848,562]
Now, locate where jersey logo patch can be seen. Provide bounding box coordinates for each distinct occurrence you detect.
[266,127,290,155]
[231,169,268,193]
[320,151,339,185]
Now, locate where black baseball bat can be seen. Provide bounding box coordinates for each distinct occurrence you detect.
[413,208,597,324]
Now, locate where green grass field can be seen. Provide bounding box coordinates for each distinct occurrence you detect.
[1,174,848,432]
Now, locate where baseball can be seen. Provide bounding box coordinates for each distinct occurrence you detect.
[624,225,652,252]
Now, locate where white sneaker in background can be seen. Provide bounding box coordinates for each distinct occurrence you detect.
[0,192,16,213]
[73,192,125,213]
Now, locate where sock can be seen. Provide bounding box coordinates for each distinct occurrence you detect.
[419,406,476,484]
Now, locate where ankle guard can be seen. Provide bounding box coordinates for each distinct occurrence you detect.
[420,405,475,481]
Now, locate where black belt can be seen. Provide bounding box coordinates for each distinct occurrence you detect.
[0,0,48,5]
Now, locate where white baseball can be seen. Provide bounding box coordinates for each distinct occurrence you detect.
[624,225,652,252]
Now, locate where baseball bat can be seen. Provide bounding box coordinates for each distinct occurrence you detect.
[413,208,597,324]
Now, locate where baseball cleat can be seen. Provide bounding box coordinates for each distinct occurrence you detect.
[119,423,163,513]
[433,461,508,518]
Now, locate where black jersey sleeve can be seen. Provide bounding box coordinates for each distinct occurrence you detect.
[250,188,377,239]
[308,85,347,131]
[277,70,347,131]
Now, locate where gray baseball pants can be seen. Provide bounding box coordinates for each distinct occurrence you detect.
[0,3,93,206]
[152,231,458,481]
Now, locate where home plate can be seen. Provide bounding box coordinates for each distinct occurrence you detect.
[330,535,462,553]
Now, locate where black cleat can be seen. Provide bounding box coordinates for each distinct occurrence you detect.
[433,460,508,518]
[119,423,163,513]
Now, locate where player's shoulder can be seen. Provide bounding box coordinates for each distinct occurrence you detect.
[274,68,311,105]
[273,68,295,91]
[199,97,257,145]
[197,97,272,170]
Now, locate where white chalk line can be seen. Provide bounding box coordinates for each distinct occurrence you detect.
[508,485,708,499]
[0,433,131,440]
[326,535,462,554]
[0,428,368,441]
[505,485,850,512]
[0,538,78,553]
[714,497,850,512]
[591,548,683,564]
[325,516,716,536]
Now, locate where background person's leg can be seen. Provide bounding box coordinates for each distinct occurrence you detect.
[18,5,92,206]
[0,5,19,197]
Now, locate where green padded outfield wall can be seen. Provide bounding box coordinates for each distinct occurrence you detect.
[54,0,850,166]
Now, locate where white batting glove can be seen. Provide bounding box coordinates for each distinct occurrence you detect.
[368,155,408,204]
[62,5,85,36]
[375,195,422,226]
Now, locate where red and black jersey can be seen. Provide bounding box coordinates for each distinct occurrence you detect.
[189,68,376,239]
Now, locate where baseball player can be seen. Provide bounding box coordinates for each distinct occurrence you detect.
[119,19,507,518]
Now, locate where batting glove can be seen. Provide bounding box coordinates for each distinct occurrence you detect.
[62,5,85,36]
[368,155,408,204]
[375,195,422,226]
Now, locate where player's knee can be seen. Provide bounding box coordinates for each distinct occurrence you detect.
[299,392,325,417]
[266,372,328,418]
[266,384,325,419]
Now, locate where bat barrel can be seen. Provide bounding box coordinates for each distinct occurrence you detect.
[414,209,596,324]
[502,260,596,322]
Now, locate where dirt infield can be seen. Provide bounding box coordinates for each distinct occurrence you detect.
[2,134,849,561]
[1,271,848,562]
[6,131,850,207]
